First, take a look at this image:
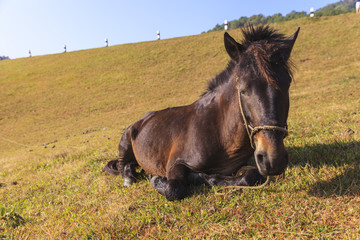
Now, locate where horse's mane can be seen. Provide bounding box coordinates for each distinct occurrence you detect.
[202,60,236,96]
[203,25,293,95]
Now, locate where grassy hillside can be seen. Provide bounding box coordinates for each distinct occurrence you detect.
[1,13,360,239]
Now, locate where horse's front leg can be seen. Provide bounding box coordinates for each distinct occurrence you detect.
[199,166,266,187]
[150,170,209,199]
[151,163,205,201]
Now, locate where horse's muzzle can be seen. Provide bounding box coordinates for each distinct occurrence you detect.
[255,149,289,176]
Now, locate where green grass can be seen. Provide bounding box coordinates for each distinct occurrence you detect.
[1,13,360,239]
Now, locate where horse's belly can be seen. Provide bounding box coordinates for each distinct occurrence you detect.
[208,160,246,175]
[130,107,192,177]
[132,141,168,177]
[131,125,172,177]
[188,157,246,176]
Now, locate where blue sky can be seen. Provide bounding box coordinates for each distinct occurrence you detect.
[0,0,337,59]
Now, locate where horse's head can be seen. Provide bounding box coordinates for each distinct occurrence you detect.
[224,26,299,176]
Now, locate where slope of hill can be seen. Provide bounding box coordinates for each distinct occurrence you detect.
[1,13,359,238]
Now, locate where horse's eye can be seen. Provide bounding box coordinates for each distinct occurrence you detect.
[238,83,249,95]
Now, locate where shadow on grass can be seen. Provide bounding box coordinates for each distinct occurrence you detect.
[287,140,360,197]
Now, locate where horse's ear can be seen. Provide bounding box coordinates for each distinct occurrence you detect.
[281,27,300,61]
[224,32,244,62]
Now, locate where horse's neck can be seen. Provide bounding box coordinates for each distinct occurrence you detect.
[217,83,249,146]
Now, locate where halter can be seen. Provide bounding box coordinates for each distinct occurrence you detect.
[235,77,289,149]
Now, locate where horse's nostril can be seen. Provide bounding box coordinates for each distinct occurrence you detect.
[256,152,264,165]
[255,151,271,174]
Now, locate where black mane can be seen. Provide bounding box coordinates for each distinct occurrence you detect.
[203,25,292,95]
[240,25,286,48]
[202,60,235,96]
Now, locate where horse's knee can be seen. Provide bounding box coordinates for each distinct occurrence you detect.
[236,167,266,186]
[165,180,187,201]
[150,177,187,201]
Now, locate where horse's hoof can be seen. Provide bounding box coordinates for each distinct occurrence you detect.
[150,176,160,188]
[150,176,167,196]
[123,177,134,187]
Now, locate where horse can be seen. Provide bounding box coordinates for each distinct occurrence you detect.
[105,25,300,201]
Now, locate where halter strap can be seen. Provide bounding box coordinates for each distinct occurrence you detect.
[236,77,288,149]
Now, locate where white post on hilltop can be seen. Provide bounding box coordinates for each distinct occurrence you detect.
[224,20,228,31]
[310,7,315,17]
[157,30,160,40]
[105,38,109,47]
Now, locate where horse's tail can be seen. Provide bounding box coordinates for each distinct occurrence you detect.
[104,159,123,176]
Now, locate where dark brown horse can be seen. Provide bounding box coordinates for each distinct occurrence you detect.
[105,25,300,201]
